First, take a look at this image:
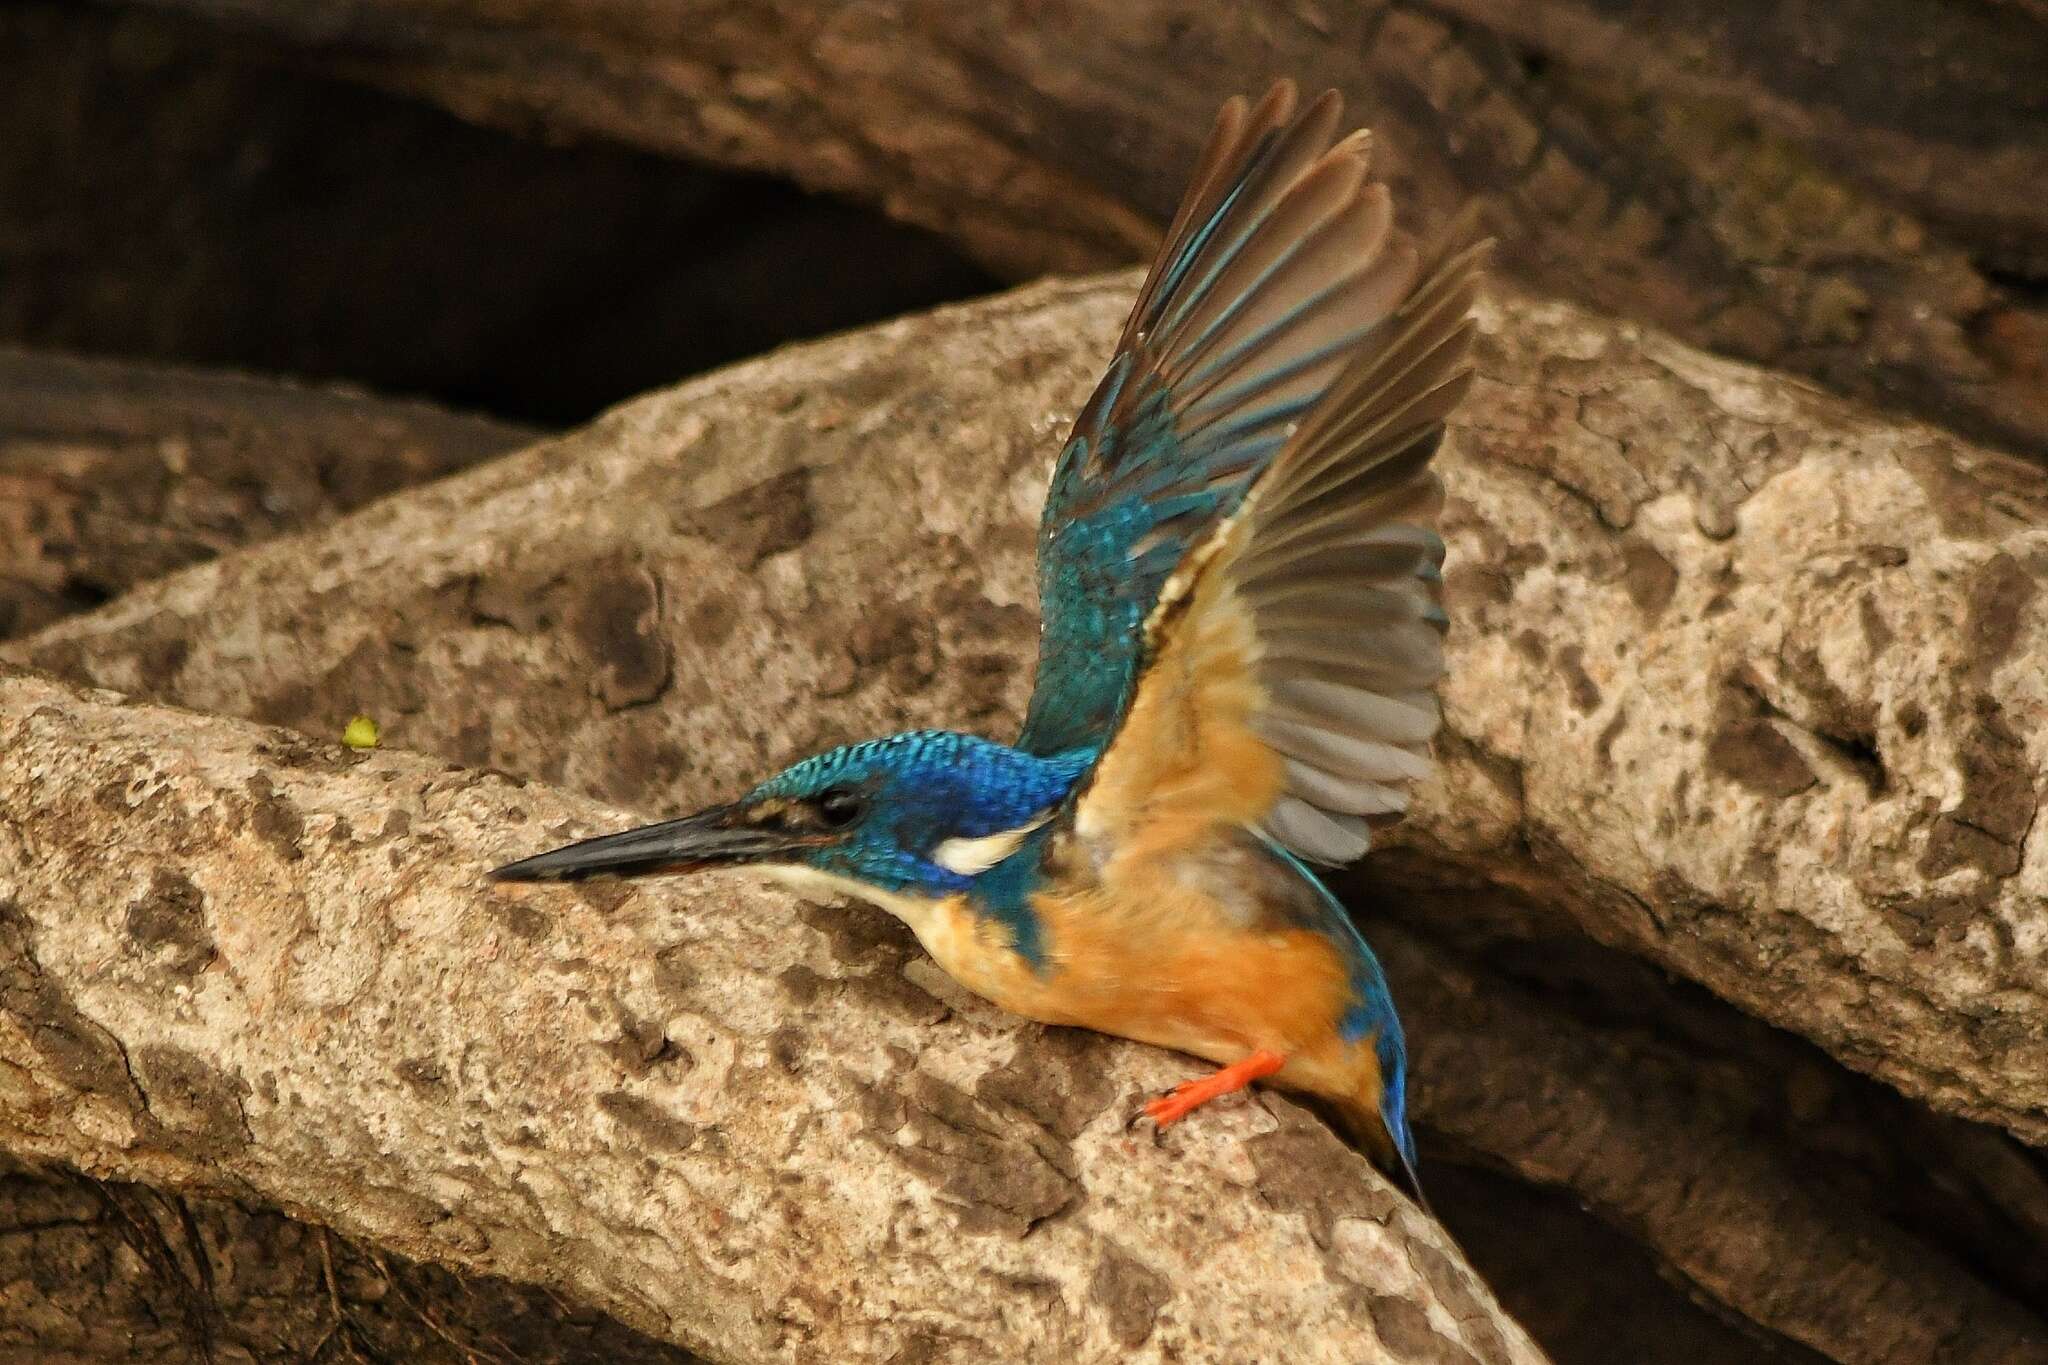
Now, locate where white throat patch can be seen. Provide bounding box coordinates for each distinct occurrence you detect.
[931,811,1053,876]
[752,863,938,924]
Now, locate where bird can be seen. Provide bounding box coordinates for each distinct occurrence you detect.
[491,81,1485,1201]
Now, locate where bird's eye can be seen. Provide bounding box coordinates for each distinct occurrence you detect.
[816,787,864,828]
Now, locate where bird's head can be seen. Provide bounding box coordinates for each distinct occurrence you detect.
[490,730,1085,907]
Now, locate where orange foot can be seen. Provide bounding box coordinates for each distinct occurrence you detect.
[1143,1050,1286,1127]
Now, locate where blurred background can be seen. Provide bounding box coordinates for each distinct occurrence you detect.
[0,7,995,426]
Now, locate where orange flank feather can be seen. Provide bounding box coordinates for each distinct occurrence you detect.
[889,825,1393,1131]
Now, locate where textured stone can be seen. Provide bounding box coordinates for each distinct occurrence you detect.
[0,668,1538,1364]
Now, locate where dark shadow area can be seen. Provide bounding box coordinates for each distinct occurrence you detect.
[1343,860,2048,1363]
[0,5,997,425]
[1381,884,2048,1317]
[1425,1160,1830,1365]
[0,1160,705,1363]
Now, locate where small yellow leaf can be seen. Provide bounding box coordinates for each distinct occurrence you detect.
[342,715,381,750]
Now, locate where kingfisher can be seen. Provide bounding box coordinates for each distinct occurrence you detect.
[492,82,1484,1201]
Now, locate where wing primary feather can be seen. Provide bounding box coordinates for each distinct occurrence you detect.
[1174,278,1402,425]
[1274,242,1489,495]
[1173,399,1320,466]
[1254,715,1436,784]
[1264,346,1473,516]
[1264,798,1373,865]
[1281,758,1412,815]
[1242,574,1436,618]
[1238,521,1443,590]
[1236,473,1444,570]
[1175,315,1372,429]
[1259,623,1443,665]
[1265,678,1440,745]
[1221,235,1485,862]
[1120,87,1287,347]
[1238,535,1441,595]
[1266,372,1471,522]
[1170,175,1390,396]
[1155,140,1373,375]
[1027,83,1487,870]
[1264,648,1443,695]
[1278,251,1483,456]
[1149,92,1346,352]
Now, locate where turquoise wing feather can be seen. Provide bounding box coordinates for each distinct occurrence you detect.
[1019,82,1426,757]
[1062,233,1485,866]
[1042,84,1488,867]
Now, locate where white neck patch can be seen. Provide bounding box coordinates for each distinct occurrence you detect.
[752,862,938,924]
[931,811,1053,876]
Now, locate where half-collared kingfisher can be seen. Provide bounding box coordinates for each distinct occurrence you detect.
[492,82,1485,1200]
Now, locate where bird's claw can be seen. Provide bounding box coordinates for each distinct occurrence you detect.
[1142,1084,1209,1128]
[1141,1050,1287,1129]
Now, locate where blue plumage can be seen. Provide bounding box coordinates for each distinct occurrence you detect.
[1025,366,1185,754]
[1268,840,1419,1184]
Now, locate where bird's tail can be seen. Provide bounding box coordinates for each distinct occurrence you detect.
[1324,1091,1430,1214]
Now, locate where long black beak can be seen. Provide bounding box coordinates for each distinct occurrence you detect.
[488,804,803,883]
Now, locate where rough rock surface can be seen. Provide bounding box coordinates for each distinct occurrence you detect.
[0,348,530,639]
[0,667,1539,1365]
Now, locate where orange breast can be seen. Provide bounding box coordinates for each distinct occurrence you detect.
[904,864,1382,1110]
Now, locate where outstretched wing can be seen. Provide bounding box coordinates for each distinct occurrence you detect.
[1019,82,1423,758]
[1070,231,1486,867]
